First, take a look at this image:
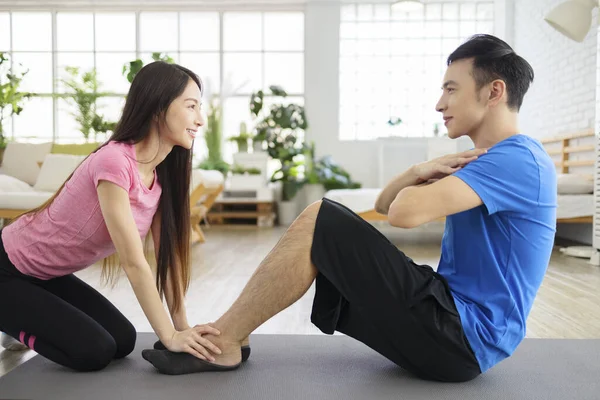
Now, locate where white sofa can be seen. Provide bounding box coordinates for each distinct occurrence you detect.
[0,142,226,233]
[0,142,86,219]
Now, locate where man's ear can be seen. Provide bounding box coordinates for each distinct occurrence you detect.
[488,79,506,107]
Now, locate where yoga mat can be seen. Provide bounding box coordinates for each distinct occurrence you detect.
[0,333,598,400]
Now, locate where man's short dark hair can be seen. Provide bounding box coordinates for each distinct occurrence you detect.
[447,34,534,111]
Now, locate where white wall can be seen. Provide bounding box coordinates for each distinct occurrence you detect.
[304,2,381,189]
[513,0,597,244]
[304,0,597,244]
[303,1,474,191]
[513,0,597,140]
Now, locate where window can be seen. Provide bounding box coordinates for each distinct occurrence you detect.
[221,12,304,162]
[1,9,304,163]
[339,2,494,140]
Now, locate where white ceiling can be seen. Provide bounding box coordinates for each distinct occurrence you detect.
[0,0,472,11]
[0,0,336,5]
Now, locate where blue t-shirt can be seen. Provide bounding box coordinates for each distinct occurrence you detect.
[437,134,557,373]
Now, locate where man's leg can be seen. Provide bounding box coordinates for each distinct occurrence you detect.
[143,198,479,381]
[143,201,323,373]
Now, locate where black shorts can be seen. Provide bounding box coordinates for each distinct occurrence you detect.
[310,198,481,382]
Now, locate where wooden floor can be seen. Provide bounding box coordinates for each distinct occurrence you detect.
[2,224,600,377]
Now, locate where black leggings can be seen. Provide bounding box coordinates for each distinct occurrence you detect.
[0,236,136,372]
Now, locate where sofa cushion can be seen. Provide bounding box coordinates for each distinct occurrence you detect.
[52,142,101,156]
[191,169,225,190]
[33,154,86,193]
[0,174,35,192]
[0,191,54,210]
[557,173,594,194]
[0,142,53,186]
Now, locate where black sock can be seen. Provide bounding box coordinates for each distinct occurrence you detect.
[142,349,240,375]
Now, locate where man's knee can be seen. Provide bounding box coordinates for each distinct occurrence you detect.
[301,200,323,219]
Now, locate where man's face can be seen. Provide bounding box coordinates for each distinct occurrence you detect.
[435,59,487,139]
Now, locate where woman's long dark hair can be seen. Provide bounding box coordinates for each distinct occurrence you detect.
[14,61,201,313]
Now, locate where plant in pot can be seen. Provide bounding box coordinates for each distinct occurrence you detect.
[60,66,111,143]
[249,85,308,224]
[122,52,174,83]
[228,122,252,153]
[270,148,305,226]
[197,95,230,174]
[251,128,268,153]
[303,141,326,206]
[249,85,307,156]
[230,164,264,190]
[317,155,362,191]
[91,114,117,141]
[0,52,30,164]
[302,141,362,208]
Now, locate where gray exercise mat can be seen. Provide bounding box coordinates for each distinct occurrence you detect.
[0,333,598,400]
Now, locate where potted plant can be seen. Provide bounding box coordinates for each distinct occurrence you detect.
[197,95,230,174]
[302,141,362,208]
[303,141,325,206]
[0,52,30,164]
[228,122,252,153]
[251,130,267,152]
[271,151,305,225]
[229,164,264,190]
[91,114,117,141]
[122,52,174,83]
[249,85,308,225]
[60,66,114,143]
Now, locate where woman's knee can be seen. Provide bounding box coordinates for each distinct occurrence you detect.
[70,337,117,372]
[113,319,137,359]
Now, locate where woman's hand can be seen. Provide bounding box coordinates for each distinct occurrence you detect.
[413,148,488,183]
[166,324,222,362]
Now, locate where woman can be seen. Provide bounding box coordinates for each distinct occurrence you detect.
[0,61,222,372]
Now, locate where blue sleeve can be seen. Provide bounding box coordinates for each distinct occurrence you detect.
[453,143,540,215]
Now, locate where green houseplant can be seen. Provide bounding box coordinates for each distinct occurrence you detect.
[197,96,230,174]
[0,52,30,161]
[249,85,308,224]
[60,66,116,142]
[303,141,362,206]
[250,86,307,200]
[123,52,174,83]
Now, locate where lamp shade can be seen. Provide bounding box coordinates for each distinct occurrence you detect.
[544,0,597,42]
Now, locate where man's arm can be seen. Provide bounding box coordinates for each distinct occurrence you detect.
[388,175,482,228]
[375,148,488,215]
[150,210,190,331]
[374,166,421,215]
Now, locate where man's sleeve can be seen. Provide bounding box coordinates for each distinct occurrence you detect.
[452,144,540,215]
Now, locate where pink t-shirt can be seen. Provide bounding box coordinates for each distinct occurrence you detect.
[1,140,162,280]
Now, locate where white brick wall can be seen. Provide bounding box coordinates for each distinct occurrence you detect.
[513,0,597,245]
[513,0,597,140]
[597,27,600,135]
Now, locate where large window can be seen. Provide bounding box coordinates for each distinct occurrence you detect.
[339,2,494,140]
[0,10,304,162]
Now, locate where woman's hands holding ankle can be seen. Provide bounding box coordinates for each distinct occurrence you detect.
[166,324,222,362]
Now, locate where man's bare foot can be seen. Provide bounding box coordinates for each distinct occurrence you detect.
[200,333,243,367]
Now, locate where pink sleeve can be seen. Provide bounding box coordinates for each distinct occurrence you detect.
[89,146,133,192]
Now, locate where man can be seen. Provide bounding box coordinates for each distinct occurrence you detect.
[143,34,556,382]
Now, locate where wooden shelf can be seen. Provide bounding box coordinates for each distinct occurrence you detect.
[206,201,276,226]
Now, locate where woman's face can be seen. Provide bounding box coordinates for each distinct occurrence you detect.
[161,79,205,150]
